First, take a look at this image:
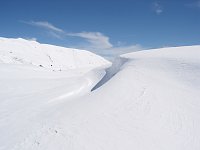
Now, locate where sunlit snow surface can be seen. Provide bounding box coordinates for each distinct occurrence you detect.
[0,38,200,150]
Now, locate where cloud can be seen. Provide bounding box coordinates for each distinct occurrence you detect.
[198,1,200,7]
[22,20,144,56]
[67,32,113,49]
[21,20,64,39]
[67,32,144,56]
[152,1,163,14]
[185,0,200,8]
[48,31,64,39]
[109,44,144,55]
[23,21,113,48]
[25,37,37,41]
[24,21,64,33]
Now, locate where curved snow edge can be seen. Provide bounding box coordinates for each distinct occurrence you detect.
[92,56,129,90]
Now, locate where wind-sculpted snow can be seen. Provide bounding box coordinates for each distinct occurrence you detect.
[0,37,111,149]
[92,56,128,90]
[0,36,110,104]
[1,44,200,150]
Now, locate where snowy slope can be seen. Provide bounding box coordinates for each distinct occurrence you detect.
[1,45,200,150]
[0,37,110,71]
[0,37,111,104]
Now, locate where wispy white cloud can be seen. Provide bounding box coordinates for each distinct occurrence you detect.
[22,20,144,55]
[23,21,113,47]
[21,20,64,39]
[198,0,200,7]
[67,32,113,49]
[109,44,144,55]
[48,31,64,39]
[185,0,200,8]
[90,44,145,60]
[25,37,37,41]
[24,21,64,33]
[152,1,163,14]
[67,32,144,56]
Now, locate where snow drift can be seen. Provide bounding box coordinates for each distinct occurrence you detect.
[0,40,200,150]
[0,37,111,100]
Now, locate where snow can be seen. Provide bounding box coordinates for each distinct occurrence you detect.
[0,39,200,150]
[0,37,110,71]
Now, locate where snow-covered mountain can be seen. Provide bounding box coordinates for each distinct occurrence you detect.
[0,37,110,71]
[0,39,200,150]
[0,37,111,114]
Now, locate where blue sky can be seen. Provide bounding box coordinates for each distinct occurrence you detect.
[0,0,200,55]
